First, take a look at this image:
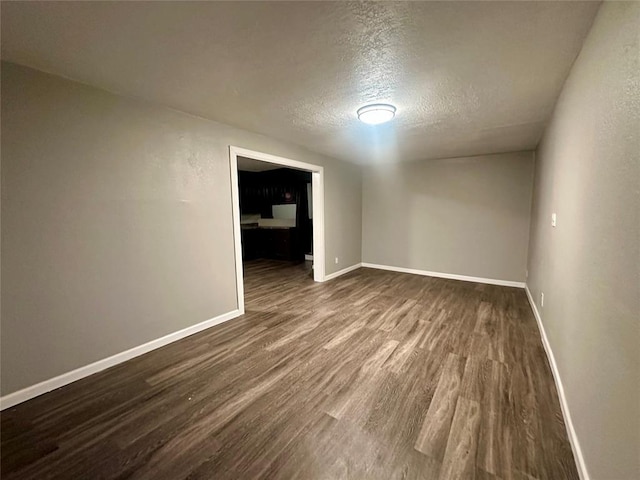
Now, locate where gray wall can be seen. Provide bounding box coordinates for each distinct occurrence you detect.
[362,151,534,283]
[526,3,639,479]
[0,62,362,396]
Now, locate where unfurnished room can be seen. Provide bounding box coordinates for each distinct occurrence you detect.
[0,2,638,479]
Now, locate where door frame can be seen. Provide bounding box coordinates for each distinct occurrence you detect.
[229,146,326,313]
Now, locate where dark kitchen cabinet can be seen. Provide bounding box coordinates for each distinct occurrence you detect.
[241,227,302,262]
[241,227,261,260]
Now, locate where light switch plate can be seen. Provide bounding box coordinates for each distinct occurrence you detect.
[551,213,557,227]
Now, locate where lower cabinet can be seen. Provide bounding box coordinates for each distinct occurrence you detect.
[242,227,302,261]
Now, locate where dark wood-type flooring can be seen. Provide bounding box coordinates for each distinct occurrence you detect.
[1,260,577,479]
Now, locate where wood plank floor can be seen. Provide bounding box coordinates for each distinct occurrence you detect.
[1,259,577,479]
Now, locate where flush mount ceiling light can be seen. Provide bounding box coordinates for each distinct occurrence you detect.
[357,103,396,125]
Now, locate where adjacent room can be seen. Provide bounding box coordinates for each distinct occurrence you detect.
[1,2,638,480]
[236,155,317,301]
[238,161,312,265]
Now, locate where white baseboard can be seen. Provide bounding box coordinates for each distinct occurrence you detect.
[323,262,362,281]
[361,263,525,288]
[305,254,313,261]
[525,285,589,480]
[0,309,243,411]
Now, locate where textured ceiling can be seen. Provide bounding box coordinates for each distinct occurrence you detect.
[1,1,600,164]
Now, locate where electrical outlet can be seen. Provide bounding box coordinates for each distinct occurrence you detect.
[525,269,528,279]
[551,213,557,227]
[541,292,544,307]
[335,257,339,264]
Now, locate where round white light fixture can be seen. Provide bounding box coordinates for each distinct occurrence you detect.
[357,103,396,125]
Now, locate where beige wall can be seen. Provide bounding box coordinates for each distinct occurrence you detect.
[527,3,639,479]
[0,62,362,396]
[362,151,534,283]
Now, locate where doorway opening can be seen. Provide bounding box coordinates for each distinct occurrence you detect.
[229,146,325,313]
